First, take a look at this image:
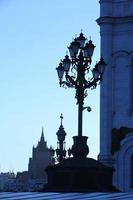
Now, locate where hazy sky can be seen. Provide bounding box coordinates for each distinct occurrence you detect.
[0,0,100,173]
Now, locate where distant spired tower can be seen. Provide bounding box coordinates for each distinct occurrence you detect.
[28,128,53,182]
[97,0,133,191]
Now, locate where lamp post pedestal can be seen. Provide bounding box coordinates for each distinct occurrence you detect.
[71,136,89,158]
[45,134,118,192]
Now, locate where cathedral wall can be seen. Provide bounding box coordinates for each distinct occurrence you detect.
[98,0,133,191]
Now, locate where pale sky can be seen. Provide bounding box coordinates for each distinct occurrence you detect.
[0,0,100,173]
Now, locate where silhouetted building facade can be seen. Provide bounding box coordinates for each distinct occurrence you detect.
[28,128,52,182]
[97,0,133,192]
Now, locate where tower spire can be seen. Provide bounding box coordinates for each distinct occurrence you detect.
[40,127,45,142]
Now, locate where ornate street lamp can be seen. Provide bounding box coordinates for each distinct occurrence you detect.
[45,33,116,193]
[50,114,72,163]
[56,32,106,158]
[56,114,67,162]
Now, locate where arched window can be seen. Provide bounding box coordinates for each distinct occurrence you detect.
[112,51,130,118]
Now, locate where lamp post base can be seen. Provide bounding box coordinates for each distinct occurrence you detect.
[44,135,119,192]
[71,136,89,158]
[45,157,118,192]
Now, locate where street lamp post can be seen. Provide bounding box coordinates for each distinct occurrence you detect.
[56,32,106,158]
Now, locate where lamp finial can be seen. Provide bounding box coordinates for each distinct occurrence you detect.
[60,113,63,125]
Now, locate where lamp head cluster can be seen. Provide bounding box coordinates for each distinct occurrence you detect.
[56,32,106,90]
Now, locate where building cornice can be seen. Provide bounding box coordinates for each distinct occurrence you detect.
[99,0,112,3]
[97,16,133,25]
[100,0,133,3]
